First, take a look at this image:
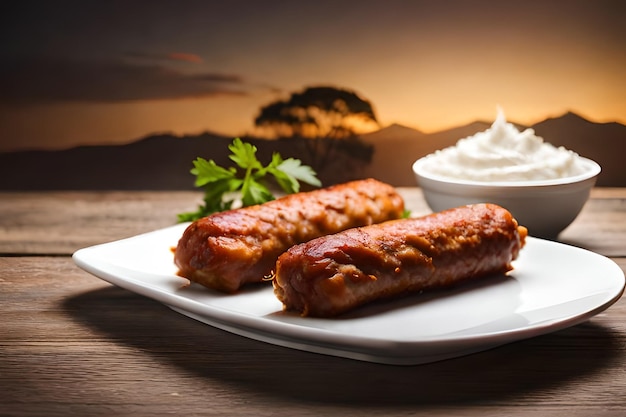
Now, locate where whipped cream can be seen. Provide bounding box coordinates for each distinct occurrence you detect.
[419,109,588,182]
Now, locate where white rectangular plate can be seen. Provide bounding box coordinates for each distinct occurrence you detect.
[73,224,625,365]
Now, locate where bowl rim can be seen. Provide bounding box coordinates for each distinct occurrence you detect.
[413,156,601,188]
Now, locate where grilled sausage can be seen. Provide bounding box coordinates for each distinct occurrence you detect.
[174,179,405,292]
[273,203,527,317]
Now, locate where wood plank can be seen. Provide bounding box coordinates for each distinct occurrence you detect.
[1,257,625,416]
[559,197,626,256]
[1,188,625,256]
[2,188,625,416]
[0,191,201,254]
[590,187,626,199]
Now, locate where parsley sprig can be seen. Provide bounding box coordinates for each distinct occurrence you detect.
[177,138,321,222]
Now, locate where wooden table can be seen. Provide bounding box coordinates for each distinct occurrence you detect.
[1,188,625,417]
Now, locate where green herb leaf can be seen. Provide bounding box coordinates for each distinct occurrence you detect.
[275,157,322,188]
[242,178,274,207]
[177,138,321,222]
[191,157,236,187]
[228,137,263,170]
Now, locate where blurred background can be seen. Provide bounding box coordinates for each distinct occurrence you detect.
[1,0,624,189]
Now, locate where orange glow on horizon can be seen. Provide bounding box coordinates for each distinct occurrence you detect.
[2,96,623,153]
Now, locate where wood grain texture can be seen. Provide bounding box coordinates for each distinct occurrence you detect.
[0,191,200,254]
[1,188,625,417]
[1,188,624,256]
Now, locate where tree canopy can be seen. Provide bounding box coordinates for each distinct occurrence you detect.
[254,86,379,139]
[253,86,377,181]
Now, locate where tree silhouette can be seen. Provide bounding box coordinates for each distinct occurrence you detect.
[254,86,378,172]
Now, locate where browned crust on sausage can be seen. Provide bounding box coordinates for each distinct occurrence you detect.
[174,179,405,292]
[273,203,528,317]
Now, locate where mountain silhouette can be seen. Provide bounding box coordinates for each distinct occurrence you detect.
[531,112,624,187]
[361,121,492,185]
[0,112,623,190]
[0,132,369,190]
[361,112,624,186]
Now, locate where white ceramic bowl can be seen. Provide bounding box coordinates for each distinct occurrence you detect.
[412,157,601,238]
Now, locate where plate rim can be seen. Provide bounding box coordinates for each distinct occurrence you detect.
[72,227,626,365]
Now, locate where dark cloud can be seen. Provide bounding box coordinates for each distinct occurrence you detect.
[0,57,247,104]
[167,53,204,63]
[124,51,205,65]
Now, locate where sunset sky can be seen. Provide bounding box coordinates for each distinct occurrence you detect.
[1,0,624,152]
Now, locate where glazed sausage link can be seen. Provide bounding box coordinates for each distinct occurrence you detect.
[273,203,527,317]
[174,179,405,292]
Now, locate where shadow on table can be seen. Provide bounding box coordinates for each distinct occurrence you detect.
[64,286,621,407]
